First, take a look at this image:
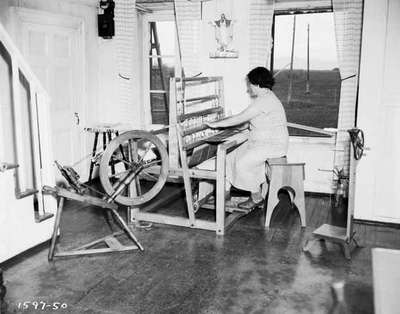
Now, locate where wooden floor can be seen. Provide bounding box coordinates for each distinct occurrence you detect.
[2,183,400,313]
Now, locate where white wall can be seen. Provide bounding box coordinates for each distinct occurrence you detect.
[0,0,141,141]
[354,0,400,222]
[200,1,250,115]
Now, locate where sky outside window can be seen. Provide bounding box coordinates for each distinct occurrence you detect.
[273,12,338,70]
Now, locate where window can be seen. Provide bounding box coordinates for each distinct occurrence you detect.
[272,11,340,136]
[148,20,176,125]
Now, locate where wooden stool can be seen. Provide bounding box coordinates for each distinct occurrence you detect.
[264,162,306,228]
[85,124,126,181]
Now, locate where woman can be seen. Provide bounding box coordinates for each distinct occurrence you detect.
[206,67,289,209]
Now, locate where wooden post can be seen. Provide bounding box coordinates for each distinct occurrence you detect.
[305,23,310,94]
[346,142,357,240]
[168,78,180,168]
[287,15,296,104]
[48,197,64,261]
[216,144,227,235]
[176,125,196,227]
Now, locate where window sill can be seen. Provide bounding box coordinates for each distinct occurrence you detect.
[289,135,335,145]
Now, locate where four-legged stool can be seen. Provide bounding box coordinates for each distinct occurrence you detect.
[85,124,127,181]
[264,160,306,228]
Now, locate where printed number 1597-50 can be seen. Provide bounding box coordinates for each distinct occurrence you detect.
[17,301,68,310]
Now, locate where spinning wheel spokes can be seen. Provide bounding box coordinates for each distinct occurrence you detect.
[100,130,169,206]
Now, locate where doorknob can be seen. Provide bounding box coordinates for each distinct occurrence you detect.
[0,162,19,172]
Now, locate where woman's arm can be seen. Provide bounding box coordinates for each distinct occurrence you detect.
[205,105,259,128]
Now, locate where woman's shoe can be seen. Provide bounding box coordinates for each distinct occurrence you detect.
[237,197,264,210]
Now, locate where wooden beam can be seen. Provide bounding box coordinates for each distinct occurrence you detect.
[42,185,118,210]
[178,106,223,122]
[287,122,336,136]
[133,212,217,231]
[169,167,217,180]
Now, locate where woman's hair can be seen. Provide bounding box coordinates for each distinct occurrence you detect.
[246,67,274,90]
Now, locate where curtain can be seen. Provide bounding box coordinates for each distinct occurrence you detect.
[248,0,275,70]
[173,0,202,77]
[332,0,363,174]
[114,0,138,124]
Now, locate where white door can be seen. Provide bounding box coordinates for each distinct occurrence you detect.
[17,11,86,182]
[355,0,400,223]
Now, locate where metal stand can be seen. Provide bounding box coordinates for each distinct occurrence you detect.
[303,134,363,260]
[43,186,143,261]
[303,224,360,259]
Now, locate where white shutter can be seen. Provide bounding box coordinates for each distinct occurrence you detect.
[115,0,139,125]
[248,0,275,70]
[174,0,201,77]
[332,0,363,174]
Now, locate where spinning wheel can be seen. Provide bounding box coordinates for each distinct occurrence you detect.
[99,130,169,206]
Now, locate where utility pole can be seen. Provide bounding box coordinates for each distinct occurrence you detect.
[306,23,310,94]
[287,15,296,104]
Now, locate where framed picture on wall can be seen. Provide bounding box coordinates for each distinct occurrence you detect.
[209,13,239,58]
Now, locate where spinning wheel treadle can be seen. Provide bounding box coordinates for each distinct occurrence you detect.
[99,130,169,206]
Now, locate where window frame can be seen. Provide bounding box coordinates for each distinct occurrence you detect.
[271,7,333,72]
[271,7,340,138]
[142,10,177,128]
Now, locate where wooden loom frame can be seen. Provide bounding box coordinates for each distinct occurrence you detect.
[129,76,339,235]
[130,76,250,235]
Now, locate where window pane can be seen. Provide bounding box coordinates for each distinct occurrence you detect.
[150,93,169,125]
[150,60,174,91]
[149,21,175,125]
[18,71,36,190]
[149,21,175,56]
[0,42,17,164]
[272,12,341,136]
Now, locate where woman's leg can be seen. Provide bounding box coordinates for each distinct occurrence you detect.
[231,144,266,193]
[231,145,268,208]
